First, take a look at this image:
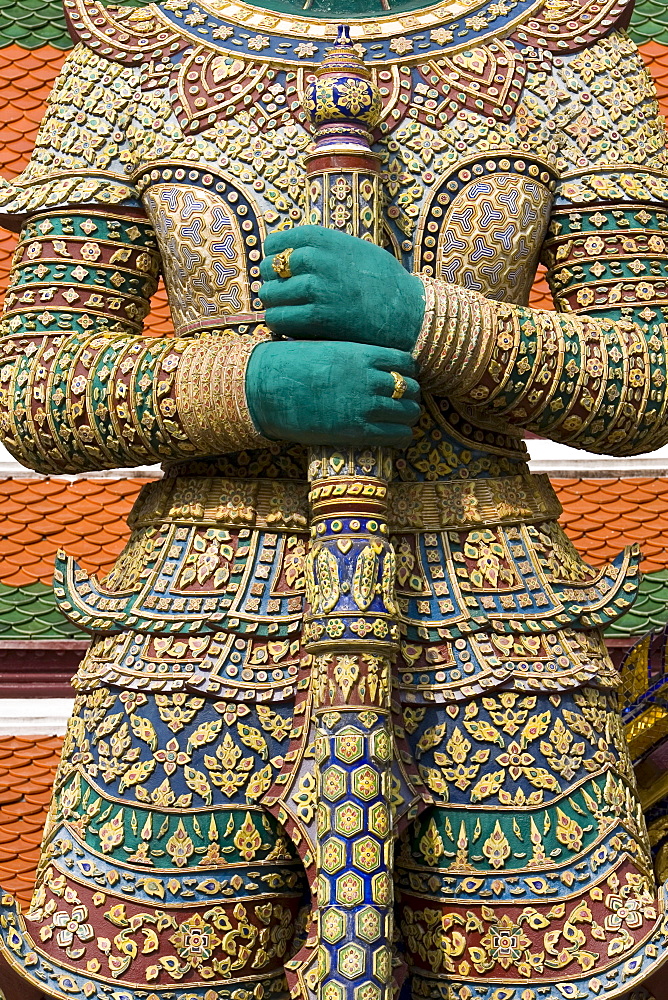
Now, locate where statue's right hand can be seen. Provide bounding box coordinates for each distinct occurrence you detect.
[245,341,421,448]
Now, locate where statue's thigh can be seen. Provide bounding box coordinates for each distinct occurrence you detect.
[34,685,308,990]
[395,803,473,996]
[395,687,655,1000]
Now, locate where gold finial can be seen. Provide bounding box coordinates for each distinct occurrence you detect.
[303,24,382,137]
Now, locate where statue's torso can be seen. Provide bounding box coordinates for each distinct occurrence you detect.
[41,0,653,709]
[130,2,556,447]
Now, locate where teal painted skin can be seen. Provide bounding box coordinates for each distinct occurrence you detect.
[246,340,421,447]
[218,0,447,21]
[248,226,425,447]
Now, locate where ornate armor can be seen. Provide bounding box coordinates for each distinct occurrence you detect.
[0,0,667,998]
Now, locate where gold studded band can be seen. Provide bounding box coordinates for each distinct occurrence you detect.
[176,333,273,454]
[129,472,561,532]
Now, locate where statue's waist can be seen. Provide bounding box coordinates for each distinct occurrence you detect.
[129,472,562,533]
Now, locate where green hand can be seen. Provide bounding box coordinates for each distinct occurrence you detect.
[246,340,421,447]
[259,227,425,353]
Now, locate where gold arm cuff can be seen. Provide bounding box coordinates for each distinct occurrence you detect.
[412,274,498,395]
[129,472,561,533]
[176,333,272,454]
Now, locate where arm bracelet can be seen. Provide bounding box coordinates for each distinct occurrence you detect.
[176,333,273,454]
[412,274,498,395]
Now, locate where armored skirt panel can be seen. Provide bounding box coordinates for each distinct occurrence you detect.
[0,412,665,1000]
[2,0,668,994]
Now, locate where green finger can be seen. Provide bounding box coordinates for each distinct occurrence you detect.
[373,372,421,401]
[259,248,302,282]
[371,349,418,378]
[260,275,316,309]
[263,225,332,256]
[264,304,326,338]
[368,399,422,424]
[367,423,414,447]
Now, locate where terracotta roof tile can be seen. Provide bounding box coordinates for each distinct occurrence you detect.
[0,470,667,639]
[0,477,153,637]
[0,46,66,179]
[554,478,668,574]
[546,478,668,638]
[0,792,22,807]
[529,264,553,309]
[0,477,152,587]
[0,736,61,907]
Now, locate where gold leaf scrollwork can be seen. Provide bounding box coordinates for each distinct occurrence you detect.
[382,546,399,616]
[352,542,379,611]
[304,548,317,609]
[315,547,340,613]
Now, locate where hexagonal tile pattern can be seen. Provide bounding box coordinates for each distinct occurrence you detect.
[321,907,346,944]
[355,984,382,1000]
[372,944,392,982]
[334,732,364,763]
[355,906,382,944]
[370,729,391,763]
[336,872,364,906]
[368,801,391,839]
[352,835,381,873]
[338,942,366,980]
[351,763,380,801]
[322,984,345,1000]
[315,734,328,764]
[334,802,363,837]
[371,871,392,906]
[321,837,346,874]
[322,764,347,801]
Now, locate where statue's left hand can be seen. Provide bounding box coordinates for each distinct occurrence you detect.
[259,226,425,353]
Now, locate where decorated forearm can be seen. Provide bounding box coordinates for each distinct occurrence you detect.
[0,211,270,474]
[414,203,668,456]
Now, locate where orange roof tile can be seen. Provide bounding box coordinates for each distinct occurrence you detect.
[554,478,668,574]
[0,45,66,181]
[0,736,61,907]
[0,477,152,587]
[0,42,174,336]
[528,264,553,309]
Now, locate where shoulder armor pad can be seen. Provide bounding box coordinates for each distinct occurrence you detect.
[510,0,634,53]
[63,0,189,65]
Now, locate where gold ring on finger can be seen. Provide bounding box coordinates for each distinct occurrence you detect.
[272,248,295,280]
[391,371,407,400]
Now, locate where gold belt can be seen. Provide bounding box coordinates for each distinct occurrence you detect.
[128,472,562,532]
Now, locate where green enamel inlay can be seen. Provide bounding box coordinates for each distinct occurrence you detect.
[15,263,153,297]
[608,569,668,637]
[62,775,301,868]
[555,208,668,235]
[22,214,155,243]
[406,777,614,871]
[0,0,138,51]
[0,580,85,639]
[630,0,668,47]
